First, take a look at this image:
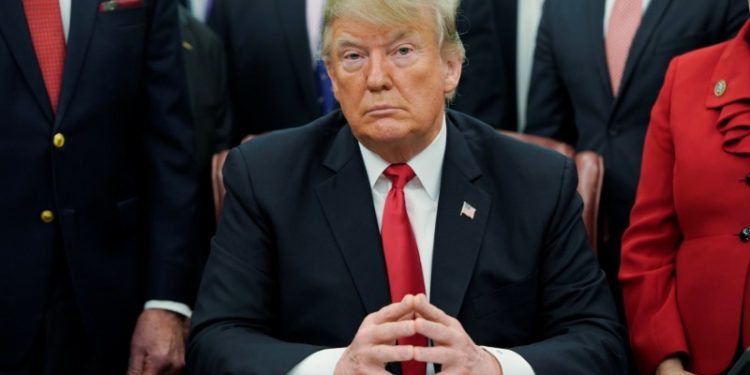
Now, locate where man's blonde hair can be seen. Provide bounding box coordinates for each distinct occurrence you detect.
[319,0,465,64]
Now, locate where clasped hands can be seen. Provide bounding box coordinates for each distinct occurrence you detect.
[334,294,502,375]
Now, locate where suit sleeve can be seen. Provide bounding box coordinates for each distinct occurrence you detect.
[619,58,688,375]
[524,0,577,144]
[187,148,324,375]
[512,158,628,375]
[450,0,512,130]
[208,28,232,152]
[143,0,200,305]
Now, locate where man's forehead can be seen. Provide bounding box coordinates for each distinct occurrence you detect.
[331,16,436,47]
[334,26,420,46]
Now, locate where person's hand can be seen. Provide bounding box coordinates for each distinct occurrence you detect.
[655,356,695,375]
[127,309,186,375]
[182,318,191,339]
[334,295,419,375]
[412,294,502,375]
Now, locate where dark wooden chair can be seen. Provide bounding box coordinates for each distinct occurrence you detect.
[211,134,255,223]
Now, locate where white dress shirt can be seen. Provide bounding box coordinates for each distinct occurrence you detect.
[188,0,210,22]
[516,0,545,132]
[306,0,325,65]
[288,115,536,374]
[55,0,191,318]
[59,0,71,41]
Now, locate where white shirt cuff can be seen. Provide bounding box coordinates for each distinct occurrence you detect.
[144,300,192,318]
[483,347,536,375]
[287,347,345,374]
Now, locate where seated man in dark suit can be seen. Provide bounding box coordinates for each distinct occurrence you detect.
[187,0,627,374]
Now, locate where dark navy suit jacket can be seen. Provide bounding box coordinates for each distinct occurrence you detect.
[207,0,322,143]
[187,110,627,375]
[0,0,199,364]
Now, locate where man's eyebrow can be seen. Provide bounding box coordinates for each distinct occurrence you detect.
[334,37,362,50]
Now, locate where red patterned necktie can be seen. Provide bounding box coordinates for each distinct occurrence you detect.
[23,0,66,113]
[381,164,426,375]
[606,0,642,96]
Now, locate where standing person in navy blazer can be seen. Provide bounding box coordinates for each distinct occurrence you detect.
[0,0,199,373]
[525,0,747,312]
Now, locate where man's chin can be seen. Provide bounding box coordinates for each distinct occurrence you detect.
[366,121,412,142]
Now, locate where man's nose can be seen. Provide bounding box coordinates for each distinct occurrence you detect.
[366,52,393,92]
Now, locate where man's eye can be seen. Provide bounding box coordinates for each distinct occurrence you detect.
[344,53,362,60]
[396,47,412,56]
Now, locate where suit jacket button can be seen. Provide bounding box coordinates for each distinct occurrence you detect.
[40,210,55,224]
[53,133,65,149]
[741,227,750,243]
[608,128,620,136]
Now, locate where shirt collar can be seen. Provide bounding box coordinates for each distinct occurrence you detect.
[358,114,446,201]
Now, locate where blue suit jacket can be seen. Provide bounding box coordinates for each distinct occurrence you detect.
[187,110,627,374]
[0,0,199,364]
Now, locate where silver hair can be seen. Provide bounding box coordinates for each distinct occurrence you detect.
[319,0,465,63]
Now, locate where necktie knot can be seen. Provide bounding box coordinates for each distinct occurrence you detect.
[383,164,415,190]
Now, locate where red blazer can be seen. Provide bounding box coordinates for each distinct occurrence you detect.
[621,20,750,375]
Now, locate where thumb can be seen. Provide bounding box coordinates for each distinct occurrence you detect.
[141,358,162,375]
[126,349,145,375]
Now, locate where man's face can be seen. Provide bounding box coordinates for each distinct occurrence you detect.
[326,10,461,161]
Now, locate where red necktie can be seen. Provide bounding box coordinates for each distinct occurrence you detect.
[381,164,426,375]
[606,0,642,96]
[23,0,66,113]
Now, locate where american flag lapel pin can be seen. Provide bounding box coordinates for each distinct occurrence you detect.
[460,201,476,220]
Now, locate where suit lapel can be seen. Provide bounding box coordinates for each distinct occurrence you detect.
[316,124,391,314]
[430,118,491,318]
[0,0,54,121]
[54,0,99,129]
[315,115,493,317]
[587,0,613,101]
[274,0,319,117]
[616,0,671,99]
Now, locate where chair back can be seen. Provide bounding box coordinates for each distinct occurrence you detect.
[211,134,256,223]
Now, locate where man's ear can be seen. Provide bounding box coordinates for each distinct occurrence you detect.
[443,54,463,95]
